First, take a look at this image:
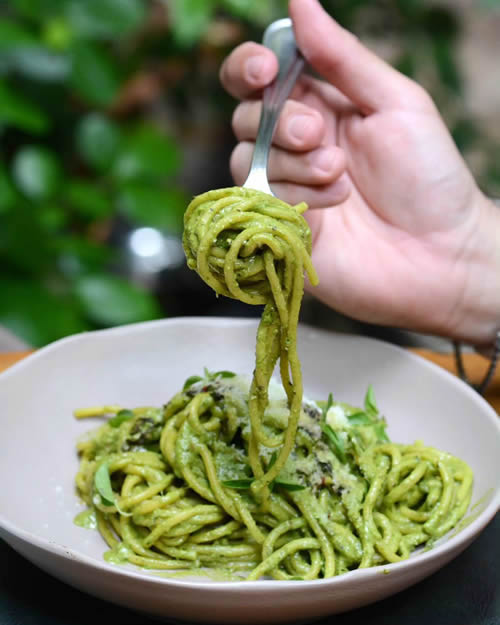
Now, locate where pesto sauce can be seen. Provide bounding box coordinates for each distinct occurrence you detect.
[74,509,97,530]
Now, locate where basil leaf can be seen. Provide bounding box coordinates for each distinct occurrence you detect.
[94,462,115,506]
[222,479,253,489]
[364,385,378,416]
[321,392,334,421]
[108,409,134,428]
[321,423,347,463]
[213,370,236,379]
[268,451,278,470]
[183,375,203,391]
[374,423,390,443]
[347,411,373,426]
[273,480,305,491]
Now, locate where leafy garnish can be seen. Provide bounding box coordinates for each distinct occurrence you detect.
[183,369,236,391]
[321,423,347,464]
[374,423,390,442]
[183,375,203,391]
[364,385,378,416]
[222,479,254,489]
[222,475,305,492]
[268,451,278,470]
[321,392,334,421]
[273,480,305,491]
[94,462,115,506]
[94,462,132,515]
[213,370,236,379]
[347,411,373,426]
[108,409,134,428]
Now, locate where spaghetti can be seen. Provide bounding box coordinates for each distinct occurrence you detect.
[74,374,473,579]
[183,187,318,504]
[74,187,473,579]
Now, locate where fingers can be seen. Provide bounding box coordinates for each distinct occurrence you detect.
[289,0,434,113]
[219,42,278,100]
[230,141,350,208]
[231,141,345,186]
[232,99,325,151]
[270,177,351,209]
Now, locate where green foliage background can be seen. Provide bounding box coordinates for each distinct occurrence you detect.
[1,0,499,346]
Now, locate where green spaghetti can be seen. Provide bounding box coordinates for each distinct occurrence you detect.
[183,187,318,506]
[74,187,473,580]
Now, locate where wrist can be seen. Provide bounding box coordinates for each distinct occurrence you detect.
[449,192,500,347]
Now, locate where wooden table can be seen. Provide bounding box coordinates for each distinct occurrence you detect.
[2,349,500,412]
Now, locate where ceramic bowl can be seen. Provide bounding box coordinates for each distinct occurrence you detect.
[1,317,499,624]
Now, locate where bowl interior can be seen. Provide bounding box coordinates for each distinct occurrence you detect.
[1,317,499,580]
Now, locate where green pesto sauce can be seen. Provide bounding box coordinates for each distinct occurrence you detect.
[74,509,97,530]
[104,542,132,564]
[450,488,493,538]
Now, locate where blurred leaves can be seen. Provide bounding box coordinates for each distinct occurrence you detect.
[0,278,88,347]
[167,0,216,47]
[65,180,112,219]
[12,146,62,199]
[0,165,17,213]
[66,0,146,39]
[117,184,187,233]
[0,81,50,133]
[0,17,37,50]
[76,113,121,171]
[70,42,120,106]
[74,275,162,326]
[111,125,180,181]
[0,0,499,347]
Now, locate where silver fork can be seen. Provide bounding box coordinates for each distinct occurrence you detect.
[242,18,305,197]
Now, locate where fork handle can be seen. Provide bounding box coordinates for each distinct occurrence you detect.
[244,18,305,195]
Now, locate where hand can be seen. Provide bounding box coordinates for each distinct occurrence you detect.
[220,0,500,346]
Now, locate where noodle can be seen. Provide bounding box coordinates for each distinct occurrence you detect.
[73,187,473,580]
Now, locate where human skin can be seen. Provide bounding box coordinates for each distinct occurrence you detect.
[220,0,500,348]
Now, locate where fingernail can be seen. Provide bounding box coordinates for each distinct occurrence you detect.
[288,115,315,143]
[245,56,265,82]
[313,148,334,174]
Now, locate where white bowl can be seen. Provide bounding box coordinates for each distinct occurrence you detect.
[1,317,499,624]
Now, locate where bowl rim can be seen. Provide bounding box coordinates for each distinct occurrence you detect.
[1,316,499,592]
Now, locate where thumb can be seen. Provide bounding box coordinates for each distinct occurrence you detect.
[289,0,426,113]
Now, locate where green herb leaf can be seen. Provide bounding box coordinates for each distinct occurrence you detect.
[374,423,390,443]
[213,370,236,379]
[94,462,115,506]
[108,409,134,428]
[347,411,373,426]
[268,451,278,470]
[321,423,347,464]
[364,385,378,416]
[273,480,305,492]
[321,392,334,421]
[222,479,253,490]
[183,375,203,391]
